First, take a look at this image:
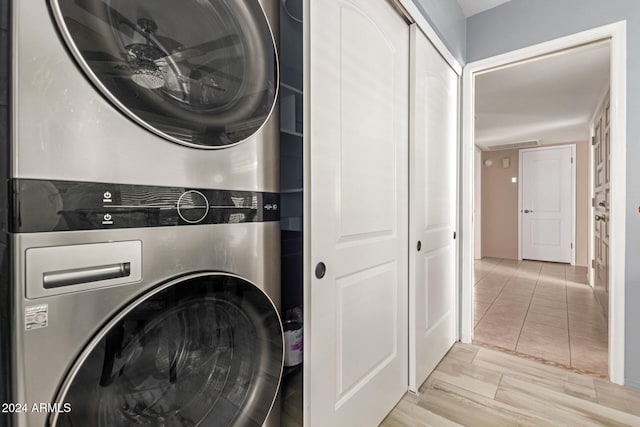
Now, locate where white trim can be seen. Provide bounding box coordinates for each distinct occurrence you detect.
[571,144,576,266]
[517,150,522,261]
[588,124,595,288]
[517,145,576,265]
[608,20,626,386]
[302,0,311,424]
[460,64,474,344]
[408,23,418,392]
[474,147,482,259]
[461,21,626,385]
[397,0,463,75]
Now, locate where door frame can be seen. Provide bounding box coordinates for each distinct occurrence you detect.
[588,86,611,289]
[461,22,627,384]
[474,147,482,259]
[517,145,576,265]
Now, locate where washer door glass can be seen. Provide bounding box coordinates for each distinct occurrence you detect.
[50,0,278,148]
[50,274,283,427]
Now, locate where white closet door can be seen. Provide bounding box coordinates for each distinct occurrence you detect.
[409,25,458,392]
[308,0,409,425]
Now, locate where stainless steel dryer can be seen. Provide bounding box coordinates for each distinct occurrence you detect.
[0,0,283,426]
[15,0,279,191]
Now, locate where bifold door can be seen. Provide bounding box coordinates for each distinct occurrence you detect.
[308,0,409,425]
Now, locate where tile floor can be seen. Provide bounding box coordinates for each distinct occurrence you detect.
[473,258,608,377]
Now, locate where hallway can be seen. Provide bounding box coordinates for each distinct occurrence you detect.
[473,258,608,377]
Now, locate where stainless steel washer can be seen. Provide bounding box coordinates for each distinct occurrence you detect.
[12,214,282,427]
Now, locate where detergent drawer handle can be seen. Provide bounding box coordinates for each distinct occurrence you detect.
[43,263,131,289]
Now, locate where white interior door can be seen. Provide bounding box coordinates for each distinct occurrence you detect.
[308,0,409,425]
[520,146,575,263]
[409,25,458,392]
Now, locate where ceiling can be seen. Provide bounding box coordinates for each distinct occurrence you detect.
[474,40,611,151]
[456,0,512,17]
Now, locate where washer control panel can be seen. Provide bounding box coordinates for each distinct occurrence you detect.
[12,179,280,233]
[177,190,210,224]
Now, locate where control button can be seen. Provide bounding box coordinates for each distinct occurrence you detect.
[177,190,209,224]
[102,213,113,225]
[103,191,112,203]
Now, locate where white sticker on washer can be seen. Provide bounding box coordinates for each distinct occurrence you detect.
[25,304,48,331]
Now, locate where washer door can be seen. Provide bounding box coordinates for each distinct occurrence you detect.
[50,273,283,427]
[50,0,278,148]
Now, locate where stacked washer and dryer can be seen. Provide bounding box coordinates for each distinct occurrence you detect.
[0,0,283,426]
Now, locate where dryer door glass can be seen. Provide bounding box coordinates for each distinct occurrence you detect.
[50,0,278,148]
[50,274,283,427]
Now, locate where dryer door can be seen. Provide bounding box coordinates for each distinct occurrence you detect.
[49,0,278,148]
[50,273,283,427]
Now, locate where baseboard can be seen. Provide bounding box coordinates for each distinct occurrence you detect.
[624,377,640,390]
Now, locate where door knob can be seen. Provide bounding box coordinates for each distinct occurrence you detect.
[598,201,606,207]
[417,241,422,251]
[524,209,533,213]
[315,262,326,279]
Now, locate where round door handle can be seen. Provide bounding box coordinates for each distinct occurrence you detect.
[315,262,326,279]
[417,241,422,252]
[595,215,602,221]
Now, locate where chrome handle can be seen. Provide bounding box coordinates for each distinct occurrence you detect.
[43,263,131,289]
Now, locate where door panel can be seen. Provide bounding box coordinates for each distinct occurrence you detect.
[594,93,610,316]
[309,0,409,425]
[409,25,458,392]
[521,146,573,263]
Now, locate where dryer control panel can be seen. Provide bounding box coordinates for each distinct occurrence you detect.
[12,179,280,233]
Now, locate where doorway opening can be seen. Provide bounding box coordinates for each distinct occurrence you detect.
[461,22,627,384]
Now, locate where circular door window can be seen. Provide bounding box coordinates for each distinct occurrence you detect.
[50,273,283,427]
[50,0,278,148]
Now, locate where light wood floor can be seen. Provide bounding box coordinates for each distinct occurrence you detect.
[473,258,607,376]
[381,343,640,426]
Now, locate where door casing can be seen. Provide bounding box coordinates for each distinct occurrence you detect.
[461,21,627,385]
